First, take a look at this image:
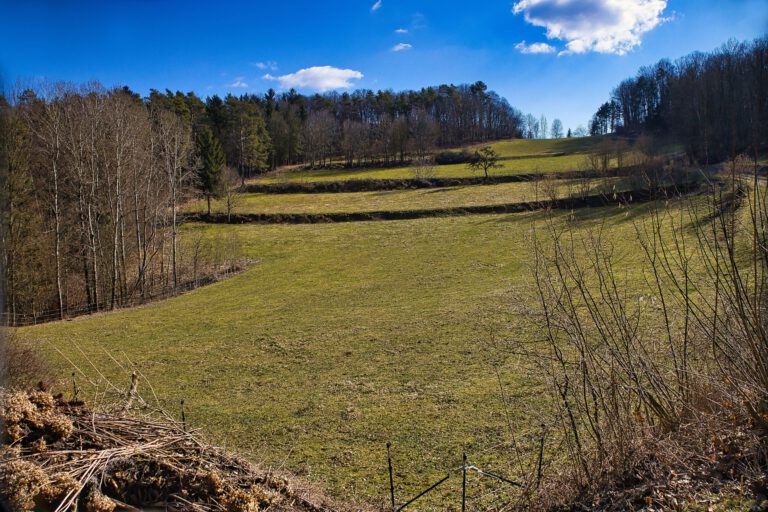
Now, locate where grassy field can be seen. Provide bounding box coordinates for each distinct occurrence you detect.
[484,136,605,157]
[16,201,669,508]
[254,137,612,183]
[186,177,622,215]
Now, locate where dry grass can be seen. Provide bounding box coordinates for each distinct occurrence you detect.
[0,383,363,512]
[510,159,768,511]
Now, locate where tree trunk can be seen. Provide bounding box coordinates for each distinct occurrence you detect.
[52,157,65,320]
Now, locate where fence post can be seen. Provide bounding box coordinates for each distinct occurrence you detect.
[387,442,396,510]
[71,372,79,400]
[180,399,186,429]
[536,423,547,489]
[462,453,467,512]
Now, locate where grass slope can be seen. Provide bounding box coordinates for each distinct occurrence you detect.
[255,137,610,183]
[16,204,663,508]
[186,178,620,216]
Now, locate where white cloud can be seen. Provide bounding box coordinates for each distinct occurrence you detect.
[411,12,427,29]
[254,61,278,70]
[515,40,556,54]
[392,43,413,52]
[371,0,382,11]
[512,0,668,56]
[395,28,408,34]
[229,77,248,88]
[263,66,364,92]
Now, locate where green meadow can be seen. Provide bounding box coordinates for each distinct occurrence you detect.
[16,204,669,506]
[13,137,686,508]
[186,177,624,216]
[253,137,613,183]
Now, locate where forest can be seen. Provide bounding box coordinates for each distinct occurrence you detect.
[152,80,526,172]
[589,37,767,162]
[0,81,531,323]
[2,37,767,325]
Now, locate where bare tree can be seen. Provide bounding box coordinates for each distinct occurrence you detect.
[389,116,409,163]
[409,108,438,159]
[154,108,193,290]
[550,118,564,139]
[223,166,242,222]
[302,110,335,167]
[21,83,67,319]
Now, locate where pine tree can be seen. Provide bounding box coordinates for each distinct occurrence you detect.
[196,128,225,215]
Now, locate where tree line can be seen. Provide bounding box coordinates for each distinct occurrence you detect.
[589,36,767,163]
[0,80,533,322]
[0,82,246,324]
[164,80,527,171]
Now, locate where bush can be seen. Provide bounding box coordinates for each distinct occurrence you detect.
[2,335,55,390]
[433,150,479,165]
[511,157,768,509]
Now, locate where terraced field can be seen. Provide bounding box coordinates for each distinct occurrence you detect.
[15,137,685,508]
[254,137,616,183]
[186,177,622,216]
[17,206,666,505]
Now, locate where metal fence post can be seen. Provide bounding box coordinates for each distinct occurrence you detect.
[71,372,79,400]
[462,453,467,512]
[387,442,396,510]
[536,423,547,489]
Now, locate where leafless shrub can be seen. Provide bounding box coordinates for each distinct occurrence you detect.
[571,177,594,200]
[514,156,768,509]
[534,174,561,205]
[584,138,613,174]
[3,335,56,390]
[178,229,245,287]
[411,155,437,179]
[222,166,242,223]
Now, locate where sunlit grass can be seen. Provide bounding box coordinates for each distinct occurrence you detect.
[185,178,621,215]
[254,137,609,183]
[16,201,679,507]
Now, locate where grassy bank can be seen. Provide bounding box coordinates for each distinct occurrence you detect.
[185,178,620,216]
[15,202,673,508]
[254,137,613,183]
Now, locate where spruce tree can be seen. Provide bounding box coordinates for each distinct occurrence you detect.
[197,128,225,215]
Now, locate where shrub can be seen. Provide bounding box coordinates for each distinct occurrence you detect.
[433,150,479,165]
[2,335,55,390]
[511,157,768,509]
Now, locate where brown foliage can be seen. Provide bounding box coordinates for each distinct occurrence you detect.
[0,388,358,512]
[512,159,768,510]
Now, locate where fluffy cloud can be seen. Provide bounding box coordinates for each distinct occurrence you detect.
[371,0,382,11]
[254,61,278,70]
[263,66,364,92]
[229,77,248,88]
[512,0,668,55]
[392,43,413,52]
[395,28,408,34]
[515,40,556,54]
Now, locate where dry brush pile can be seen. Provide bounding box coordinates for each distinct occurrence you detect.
[0,386,347,512]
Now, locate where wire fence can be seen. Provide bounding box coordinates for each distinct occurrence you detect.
[1,262,250,327]
[385,442,527,511]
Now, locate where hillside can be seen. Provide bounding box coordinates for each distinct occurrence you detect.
[11,135,709,509]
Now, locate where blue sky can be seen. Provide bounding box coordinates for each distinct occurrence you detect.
[1,0,766,131]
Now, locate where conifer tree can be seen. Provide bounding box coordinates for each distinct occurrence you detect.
[196,128,225,215]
